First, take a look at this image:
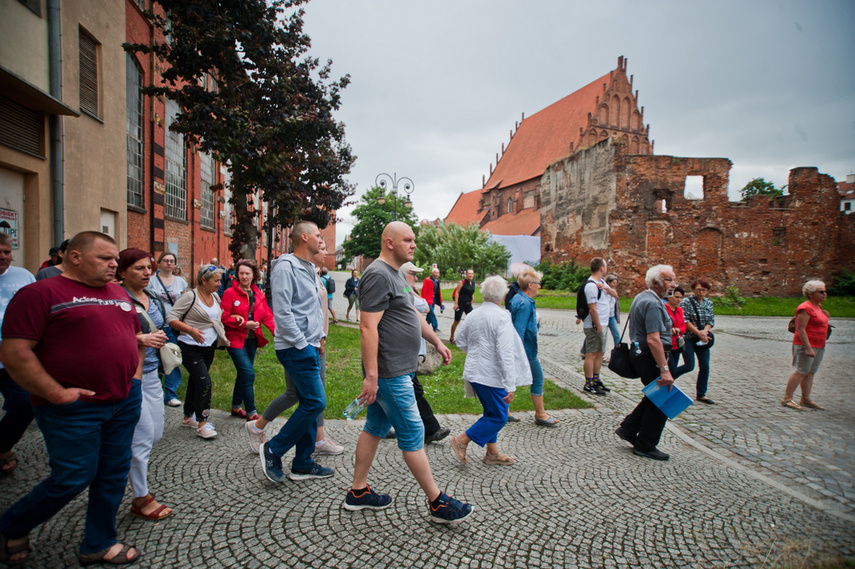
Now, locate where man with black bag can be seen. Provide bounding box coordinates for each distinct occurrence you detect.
[614,264,678,461]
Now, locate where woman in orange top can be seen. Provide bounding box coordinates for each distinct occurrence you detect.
[782,280,830,411]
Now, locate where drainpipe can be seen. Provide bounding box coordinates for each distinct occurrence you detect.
[48,0,64,244]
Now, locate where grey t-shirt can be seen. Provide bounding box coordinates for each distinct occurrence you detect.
[628,290,672,348]
[359,259,422,377]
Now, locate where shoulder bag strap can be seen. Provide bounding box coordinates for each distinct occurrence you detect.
[619,313,630,342]
[156,273,175,305]
[181,290,197,322]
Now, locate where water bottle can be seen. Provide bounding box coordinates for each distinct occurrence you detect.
[633,341,642,356]
[342,397,365,420]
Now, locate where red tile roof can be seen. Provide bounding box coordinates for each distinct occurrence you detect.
[445,190,487,228]
[483,71,613,190]
[839,180,855,198]
[482,209,540,236]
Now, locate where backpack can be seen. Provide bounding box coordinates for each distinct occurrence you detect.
[575,280,602,321]
[504,281,521,310]
[325,275,335,294]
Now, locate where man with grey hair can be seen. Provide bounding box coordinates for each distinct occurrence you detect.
[614,264,678,461]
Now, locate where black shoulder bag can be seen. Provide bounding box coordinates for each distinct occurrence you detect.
[608,316,639,379]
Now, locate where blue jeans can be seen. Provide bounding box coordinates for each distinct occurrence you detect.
[672,339,711,398]
[162,326,183,402]
[426,304,439,330]
[608,317,621,347]
[466,382,508,447]
[0,369,34,454]
[363,373,424,452]
[228,336,258,414]
[0,380,141,555]
[528,356,544,396]
[267,346,325,470]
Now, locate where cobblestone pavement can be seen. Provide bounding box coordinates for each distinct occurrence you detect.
[1,287,853,567]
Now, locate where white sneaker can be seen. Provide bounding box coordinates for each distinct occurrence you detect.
[196,423,217,439]
[181,415,198,428]
[245,420,265,454]
[314,437,344,455]
[166,398,182,407]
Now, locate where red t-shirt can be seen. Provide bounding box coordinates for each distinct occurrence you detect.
[793,301,828,349]
[1,277,141,405]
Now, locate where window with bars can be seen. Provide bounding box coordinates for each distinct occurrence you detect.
[222,169,233,235]
[164,99,186,220]
[200,152,215,229]
[79,29,99,118]
[126,54,144,208]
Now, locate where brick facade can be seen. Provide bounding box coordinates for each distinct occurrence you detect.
[541,139,855,296]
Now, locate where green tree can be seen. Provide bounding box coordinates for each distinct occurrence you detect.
[342,187,418,261]
[412,222,510,280]
[125,0,355,260]
[740,177,785,200]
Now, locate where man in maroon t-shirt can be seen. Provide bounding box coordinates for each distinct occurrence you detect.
[0,231,144,566]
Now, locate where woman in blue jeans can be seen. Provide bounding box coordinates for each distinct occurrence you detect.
[221,260,275,422]
[672,278,716,404]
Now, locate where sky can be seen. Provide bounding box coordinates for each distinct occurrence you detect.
[299,0,855,248]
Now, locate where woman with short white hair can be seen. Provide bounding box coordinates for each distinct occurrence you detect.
[782,279,830,410]
[449,276,532,465]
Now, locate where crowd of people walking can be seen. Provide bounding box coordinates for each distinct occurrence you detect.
[0,223,836,565]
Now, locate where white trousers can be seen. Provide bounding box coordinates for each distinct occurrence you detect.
[129,367,165,498]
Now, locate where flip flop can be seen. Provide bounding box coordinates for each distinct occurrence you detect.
[535,416,559,427]
[483,453,515,465]
[781,399,802,411]
[449,435,469,464]
[800,400,825,410]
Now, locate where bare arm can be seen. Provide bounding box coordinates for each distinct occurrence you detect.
[0,338,95,404]
[589,302,602,333]
[452,280,463,310]
[646,331,674,390]
[358,311,384,405]
[796,310,814,356]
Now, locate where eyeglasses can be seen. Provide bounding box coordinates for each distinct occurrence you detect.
[694,288,708,292]
[532,281,541,285]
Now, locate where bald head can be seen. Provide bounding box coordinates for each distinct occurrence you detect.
[379,221,416,269]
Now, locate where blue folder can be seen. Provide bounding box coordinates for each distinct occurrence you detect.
[641,379,693,420]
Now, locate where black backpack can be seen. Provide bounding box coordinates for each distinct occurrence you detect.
[575,280,602,320]
[504,281,521,309]
[325,275,335,294]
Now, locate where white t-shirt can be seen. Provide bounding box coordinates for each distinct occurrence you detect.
[177,296,220,347]
[583,277,611,329]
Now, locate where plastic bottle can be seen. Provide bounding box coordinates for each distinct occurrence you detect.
[342,397,365,420]
[633,341,642,356]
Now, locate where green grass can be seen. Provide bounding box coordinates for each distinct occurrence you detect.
[180,324,591,416]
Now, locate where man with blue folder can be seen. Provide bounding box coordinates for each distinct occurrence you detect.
[614,264,678,461]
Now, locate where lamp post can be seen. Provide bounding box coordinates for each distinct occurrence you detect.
[375,172,415,221]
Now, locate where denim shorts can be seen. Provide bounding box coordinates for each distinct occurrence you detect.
[364,373,425,452]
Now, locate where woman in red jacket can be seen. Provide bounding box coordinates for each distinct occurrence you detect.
[221,259,275,421]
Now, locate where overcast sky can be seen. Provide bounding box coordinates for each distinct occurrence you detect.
[300,0,855,247]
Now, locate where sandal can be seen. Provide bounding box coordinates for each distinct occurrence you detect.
[506,414,521,423]
[483,453,515,466]
[78,543,142,566]
[781,399,802,411]
[800,399,825,410]
[448,435,469,464]
[534,416,559,427]
[0,534,31,566]
[130,494,173,522]
[0,452,18,475]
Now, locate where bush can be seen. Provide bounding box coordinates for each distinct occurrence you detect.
[711,284,746,310]
[532,259,590,292]
[831,269,855,296]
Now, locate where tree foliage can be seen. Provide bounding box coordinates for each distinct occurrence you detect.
[125,0,355,260]
[412,222,510,280]
[740,177,784,200]
[342,186,418,261]
[533,259,590,291]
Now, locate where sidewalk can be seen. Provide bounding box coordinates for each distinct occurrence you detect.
[1,297,853,567]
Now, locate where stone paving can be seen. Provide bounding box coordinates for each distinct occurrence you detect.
[1,282,854,567]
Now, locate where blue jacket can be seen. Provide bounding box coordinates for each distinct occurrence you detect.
[509,291,538,358]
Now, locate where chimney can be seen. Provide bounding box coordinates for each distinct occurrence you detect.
[847,174,855,184]
[482,174,485,186]
[501,142,505,155]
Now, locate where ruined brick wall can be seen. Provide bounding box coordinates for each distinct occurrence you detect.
[541,139,855,296]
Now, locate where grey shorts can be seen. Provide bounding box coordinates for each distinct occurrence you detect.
[792,345,824,375]
[583,326,609,354]
[327,296,334,309]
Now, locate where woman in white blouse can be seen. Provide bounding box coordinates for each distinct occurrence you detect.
[448,276,532,466]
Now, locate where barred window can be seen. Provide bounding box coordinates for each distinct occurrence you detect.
[222,168,233,235]
[200,152,215,229]
[79,29,99,118]
[164,99,186,220]
[126,53,144,208]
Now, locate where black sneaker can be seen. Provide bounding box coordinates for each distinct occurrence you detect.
[289,462,335,481]
[596,380,611,392]
[259,442,285,483]
[584,383,607,396]
[344,486,393,511]
[428,493,473,524]
[633,447,670,461]
[425,426,451,444]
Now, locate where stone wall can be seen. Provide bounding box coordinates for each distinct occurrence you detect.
[541,139,855,296]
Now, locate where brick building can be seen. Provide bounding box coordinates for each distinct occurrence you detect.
[540,139,855,296]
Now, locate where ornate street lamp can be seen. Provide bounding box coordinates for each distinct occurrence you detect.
[375,172,415,220]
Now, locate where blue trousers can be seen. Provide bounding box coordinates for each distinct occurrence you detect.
[672,339,711,398]
[0,380,141,555]
[267,346,325,471]
[228,335,259,414]
[608,316,621,347]
[465,382,508,447]
[162,326,183,402]
[0,369,34,454]
[426,304,439,330]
